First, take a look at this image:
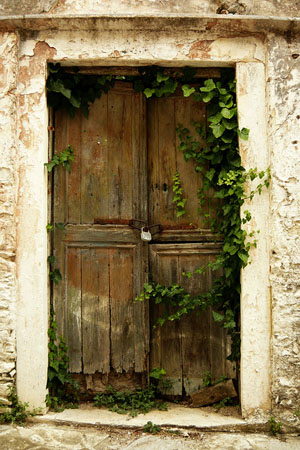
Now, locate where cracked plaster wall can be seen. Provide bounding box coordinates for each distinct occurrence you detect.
[1,0,300,18]
[266,34,300,426]
[0,32,19,405]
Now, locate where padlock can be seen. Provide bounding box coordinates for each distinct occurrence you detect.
[141,227,152,242]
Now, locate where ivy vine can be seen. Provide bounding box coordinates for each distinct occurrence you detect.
[46,64,270,373]
[172,171,187,217]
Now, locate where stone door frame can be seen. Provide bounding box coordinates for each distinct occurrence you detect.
[15,29,270,418]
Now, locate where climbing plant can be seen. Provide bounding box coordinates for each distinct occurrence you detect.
[172,171,187,217]
[46,308,79,411]
[46,64,270,369]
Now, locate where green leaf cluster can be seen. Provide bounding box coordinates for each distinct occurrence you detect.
[47,64,115,118]
[48,255,62,285]
[45,145,74,173]
[46,309,79,411]
[172,171,187,217]
[46,65,200,111]
[269,416,283,436]
[93,385,167,417]
[136,71,271,363]
[143,421,161,434]
[0,386,34,425]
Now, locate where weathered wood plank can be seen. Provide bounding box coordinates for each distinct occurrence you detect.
[81,94,109,223]
[175,94,208,228]
[179,253,212,395]
[66,111,82,224]
[54,83,148,387]
[151,96,177,225]
[108,84,133,220]
[150,246,183,395]
[82,248,110,374]
[109,247,135,373]
[148,90,210,232]
[132,91,149,373]
[66,246,82,373]
[65,67,221,78]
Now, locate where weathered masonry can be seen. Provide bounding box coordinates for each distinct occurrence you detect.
[0,0,299,427]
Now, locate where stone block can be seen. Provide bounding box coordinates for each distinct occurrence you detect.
[190,379,237,407]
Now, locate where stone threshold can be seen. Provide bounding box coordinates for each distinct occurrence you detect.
[29,403,269,433]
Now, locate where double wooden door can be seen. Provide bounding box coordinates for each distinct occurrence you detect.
[53,81,230,395]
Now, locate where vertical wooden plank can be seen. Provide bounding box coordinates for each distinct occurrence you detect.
[175,96,209,228]
[108,85,133,220]
[147,98,159,227]
[179,253,212,394]
[54,109,67,225]
[150,248,183,395]
[53,109,69,338]
[81,95,109,223]
[66,246,82,373]
[66,112,82,224]
[148,97,177,226]
[132,92,149,373]
[208,263,227,379]
[110,247,135,372]
[82,248,110,374]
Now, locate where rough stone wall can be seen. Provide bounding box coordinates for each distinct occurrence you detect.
[0,0,58,15]
[0,32,19,405]
[0,0,300,18]
[50,0,300,17]
[267,34,300,425]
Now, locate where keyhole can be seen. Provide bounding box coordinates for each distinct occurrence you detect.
[163,183,168,192]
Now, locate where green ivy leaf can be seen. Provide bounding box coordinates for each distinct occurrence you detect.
[157,72,169,83]
[212,311,224,322]
[47,255,56,266]
[238,250,248,265]
[200,79,216,92]
[222,119,237,130]
[219,94,233,108]
[55,222,66,230]
[209,123,225,138]
[238,128,250,141]
[182,85,196,97]
[69,96,81,108]
[144,88,155,98]
[221,108,236,119]
[48,79,72,99]
[208,112,222,124]
[201,91,214,103]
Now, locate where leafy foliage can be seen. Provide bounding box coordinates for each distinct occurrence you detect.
[47,63,115,118]
[269,416,283,436]
[149,367,167,380]
[143,421,161,434]
[46,309,79,411]
[93,384,168,417]
[172,171,187,217]
[45,145,74,173]
[136,72,271,362]
[46,64,200,115]
[0,387,35,425]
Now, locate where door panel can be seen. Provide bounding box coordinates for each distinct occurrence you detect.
[149,243,228,395]
[54,83,149,382]
[148,90,211,235]
[53,80,231,394]
[148,91,231,395]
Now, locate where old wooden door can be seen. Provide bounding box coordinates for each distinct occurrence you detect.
[53,80,230,394]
